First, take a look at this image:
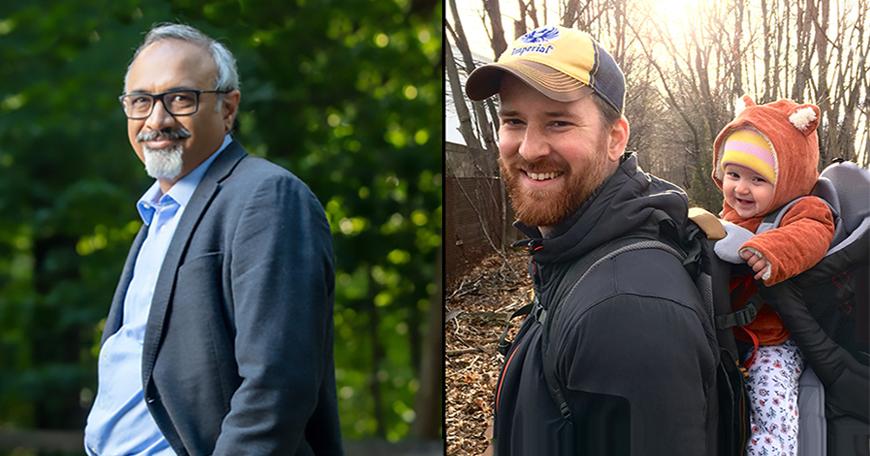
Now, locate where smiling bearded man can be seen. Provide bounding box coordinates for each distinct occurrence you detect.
[465,25,720,456]
[497,80,612,227]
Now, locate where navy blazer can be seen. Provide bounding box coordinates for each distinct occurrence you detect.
[101,141,343,455]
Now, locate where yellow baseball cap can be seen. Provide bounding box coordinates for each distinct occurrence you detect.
[465,25,625,113]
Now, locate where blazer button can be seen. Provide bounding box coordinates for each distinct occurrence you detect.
[146,396,156,404]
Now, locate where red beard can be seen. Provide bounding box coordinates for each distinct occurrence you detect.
[499,147,610,227]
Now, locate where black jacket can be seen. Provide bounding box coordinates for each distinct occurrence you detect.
[494,154,719,455]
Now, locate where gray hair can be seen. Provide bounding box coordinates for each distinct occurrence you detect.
[124,23,239,94]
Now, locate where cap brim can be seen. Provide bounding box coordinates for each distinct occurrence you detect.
[465,60,588,102]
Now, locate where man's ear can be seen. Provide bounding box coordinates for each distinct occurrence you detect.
[222,90,241,133]
[606,116,630,162]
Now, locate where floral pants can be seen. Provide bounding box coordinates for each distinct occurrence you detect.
[745,340,804,456]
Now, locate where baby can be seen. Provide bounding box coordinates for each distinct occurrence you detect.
[711,96,835,456]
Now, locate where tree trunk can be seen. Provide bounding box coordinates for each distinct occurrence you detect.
[368,287,385,438]
[32,236,84,429]
[445,41,483,150]
[732,0,744,98]
[447,2,498,155]
[411,249,442,439]
[562,0,579,27]
[482,0,508,57]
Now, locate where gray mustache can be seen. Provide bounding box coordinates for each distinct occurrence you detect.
[137,128,192,143]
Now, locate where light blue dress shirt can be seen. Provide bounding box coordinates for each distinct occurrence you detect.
[85,135,231,456]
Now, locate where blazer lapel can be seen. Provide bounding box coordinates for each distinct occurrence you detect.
[140,141,247,387]
[101,225,148,345]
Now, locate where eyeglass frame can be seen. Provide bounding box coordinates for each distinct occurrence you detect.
[118,88,233,120]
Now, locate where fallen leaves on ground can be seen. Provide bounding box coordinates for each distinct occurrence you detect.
[445,251,531,456]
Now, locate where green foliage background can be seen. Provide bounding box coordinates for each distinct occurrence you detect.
[0,0,442,443]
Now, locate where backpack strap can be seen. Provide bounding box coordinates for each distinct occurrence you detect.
[715,298,760,329]
[539,235,688,419]
[758,198,803,233]
[688,208,765,337]
[758,195,837,236]
[496,237,653,359]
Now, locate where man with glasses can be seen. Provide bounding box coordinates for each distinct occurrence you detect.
[84,23,342,455]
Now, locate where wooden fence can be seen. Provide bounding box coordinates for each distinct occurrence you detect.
[445,142,518,285]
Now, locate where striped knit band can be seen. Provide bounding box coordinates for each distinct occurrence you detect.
[720,129,777,184]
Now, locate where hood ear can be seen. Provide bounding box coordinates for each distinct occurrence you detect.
[735,95,755,116]
[788,104,821,136]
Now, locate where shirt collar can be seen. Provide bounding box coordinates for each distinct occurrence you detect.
[136,134,233,225]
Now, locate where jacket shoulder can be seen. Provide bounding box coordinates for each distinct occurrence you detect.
[231,155,298,183]
[556,246,704,319]
[610,247,703,308]
[553,246,715,348]
[780,196,834,227]
[549,244,714,353]
[225,155,320,201]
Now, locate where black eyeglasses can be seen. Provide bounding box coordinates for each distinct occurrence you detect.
[119,88,232,120]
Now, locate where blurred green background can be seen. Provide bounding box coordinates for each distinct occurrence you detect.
[0,0,442,453]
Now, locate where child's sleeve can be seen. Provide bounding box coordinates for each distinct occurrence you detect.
[740,196,835,285]
[714,221,755,263]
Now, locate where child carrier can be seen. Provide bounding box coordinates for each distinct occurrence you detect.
[754,159,869,456]
[496,160,868,455]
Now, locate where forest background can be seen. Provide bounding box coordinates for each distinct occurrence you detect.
[0,0,442,454]
[446,0,868,454]
[448,0,868,213]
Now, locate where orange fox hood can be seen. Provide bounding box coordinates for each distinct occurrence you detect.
[712,95,821,223]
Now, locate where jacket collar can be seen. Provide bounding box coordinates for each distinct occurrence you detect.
[102,139,248,346]
[516,153,690,264]
[140,139,247,387]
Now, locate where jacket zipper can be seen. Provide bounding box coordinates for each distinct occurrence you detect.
[495,345,520,412]
[495,260,544,413]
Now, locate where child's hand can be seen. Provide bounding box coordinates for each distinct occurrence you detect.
[739,248,771,281]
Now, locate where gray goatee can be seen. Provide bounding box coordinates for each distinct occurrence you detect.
[137,128,191,180]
